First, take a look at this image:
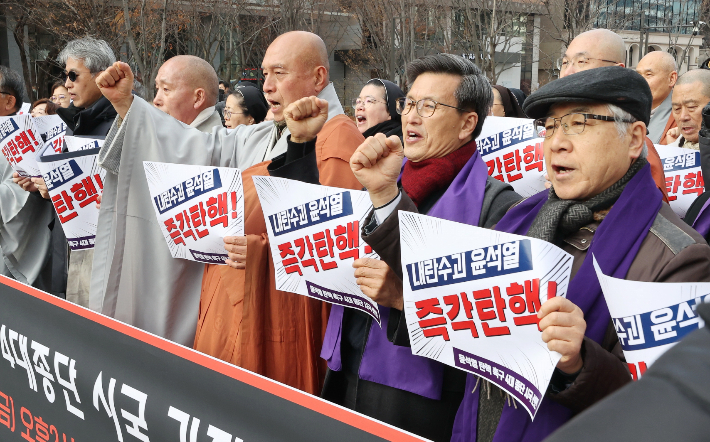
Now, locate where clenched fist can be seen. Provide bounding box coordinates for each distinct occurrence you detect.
[350,133,404,207]
[284,96,328,144]
[95,61,135,119]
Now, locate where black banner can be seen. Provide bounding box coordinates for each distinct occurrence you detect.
[0,276,423,441]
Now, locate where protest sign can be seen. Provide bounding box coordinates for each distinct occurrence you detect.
[399,212,573,419]
[144,161,244,265]
[476,116,547,198]
[65,136,104,153]
[0,275,423,442]
[593,257,708,381]
[17,103,31,115]
[33,115,66,155]
[38,149,105,250]
[0,115,43,177]
[656,145,703,218]
[253,176,382,323]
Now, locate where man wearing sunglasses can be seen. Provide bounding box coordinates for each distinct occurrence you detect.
[446,66,710,442]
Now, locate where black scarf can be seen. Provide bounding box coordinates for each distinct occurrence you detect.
[527,158,648,244]
[362,118,402,139]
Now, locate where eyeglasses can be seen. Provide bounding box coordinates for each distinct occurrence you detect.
[0,91,15,99]
[50,95,67,102]
[223,109,245,119]
[395,97,469,118]
[60,71,80,82]
[534,113,635,138]
[557,55,619,71]
[352,96,386,108]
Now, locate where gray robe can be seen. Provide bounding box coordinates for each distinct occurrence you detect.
[67,107,223,308]
[0,155,53,285]
[648,91,673,144]
[89,84,345,346]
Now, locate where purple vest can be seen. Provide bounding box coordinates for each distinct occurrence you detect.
[451,163,663,442]
[692,196,710,239]
[320,147,488,399]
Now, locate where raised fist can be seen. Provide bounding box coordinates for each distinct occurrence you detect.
[349,133,404,207]
[95,61,135,118]
[283,96,328,143]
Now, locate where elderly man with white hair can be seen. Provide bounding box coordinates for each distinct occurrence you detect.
[447,66,710,442]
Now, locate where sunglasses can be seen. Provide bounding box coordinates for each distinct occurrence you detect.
[60,71,80,82]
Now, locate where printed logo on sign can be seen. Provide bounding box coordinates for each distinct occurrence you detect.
[268,192,353,236]
[189,249,229,264]
[406,239,533,290]
[43,160,83,191]
[154,169,222,214]
[613,297,703,351]
[662,152,700,172]
[453,348,542,414]
[77,140,100,151]
[477,122,536,155]
[0,118,19,142]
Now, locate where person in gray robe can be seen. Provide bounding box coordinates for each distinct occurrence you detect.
[636,51,677,143]
[0,66,58,294]
[90,31,349,346]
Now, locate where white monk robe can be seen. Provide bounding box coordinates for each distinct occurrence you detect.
[90,84,346,346]
[0,155,53,285]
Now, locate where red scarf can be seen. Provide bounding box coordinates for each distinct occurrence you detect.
[401,139,478,207]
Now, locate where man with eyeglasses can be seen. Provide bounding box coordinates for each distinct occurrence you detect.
[557,29,669,202]
[311,54,521,441]
[445,66,710,442]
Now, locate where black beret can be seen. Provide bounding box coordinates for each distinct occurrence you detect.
[523,66,652,125]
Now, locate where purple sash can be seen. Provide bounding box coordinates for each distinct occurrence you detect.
[691,195,710,239]
[321,147,488,399]
[451,163,663,441]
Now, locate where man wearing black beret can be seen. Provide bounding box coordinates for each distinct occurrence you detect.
[449,66,710,442]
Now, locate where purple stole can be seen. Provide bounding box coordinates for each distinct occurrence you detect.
[451,163,663,442]
[692,196,710,239]
[320,148,488,399]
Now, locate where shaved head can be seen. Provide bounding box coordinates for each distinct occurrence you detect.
[676,69,710,98]
[560,29,626,78]
[638,51,677,74]
[153,55,219,125]
[161,55,219,105]
[261,31,331,121]
[637,52,678,106]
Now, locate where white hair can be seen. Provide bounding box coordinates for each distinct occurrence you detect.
[606,104,647,159]
[58,37,116,73]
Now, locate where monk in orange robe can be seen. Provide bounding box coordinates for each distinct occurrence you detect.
[193,32,364,395]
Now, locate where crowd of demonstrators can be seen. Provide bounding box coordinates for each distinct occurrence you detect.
[4,25,710,442]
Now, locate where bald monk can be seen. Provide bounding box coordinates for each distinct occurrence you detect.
[558,28,669,201]
[192,33,362,394]
[152,55,223,130]
[636,52,678,144]
[91,32,360,351]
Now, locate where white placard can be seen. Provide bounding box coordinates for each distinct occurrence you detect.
[144,161,244,265]
[400,212,573,419]
[65,136,104,152]
[476,116,547,198]
[253,176,382,323]
[38,152,105,250]
[656,144,703,218]
[33,115,67,155]
[17,103,31,115]
[593,256,708,381]
[0,115,43,177]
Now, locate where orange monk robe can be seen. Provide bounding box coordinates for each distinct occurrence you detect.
[194,114,364,395]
